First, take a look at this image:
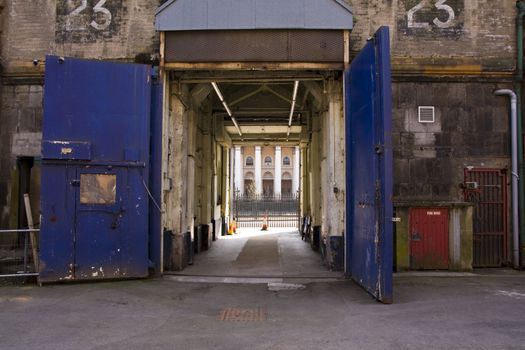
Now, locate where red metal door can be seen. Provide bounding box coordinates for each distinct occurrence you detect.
[464,169,508,267]
[410,208,449,270]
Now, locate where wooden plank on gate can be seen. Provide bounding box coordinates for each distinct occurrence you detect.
[23,194,39,272]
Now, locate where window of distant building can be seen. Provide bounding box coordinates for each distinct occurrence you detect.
[283,156,291,166]
[264,156,272,166]
[245,156,254,166]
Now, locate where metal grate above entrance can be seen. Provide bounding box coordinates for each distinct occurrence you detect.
[165,30,344,63]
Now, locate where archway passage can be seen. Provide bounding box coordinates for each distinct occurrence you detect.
[161,1,391,303]
[163,71,329,276]
[157,22,393,302]
[156,1,353,280]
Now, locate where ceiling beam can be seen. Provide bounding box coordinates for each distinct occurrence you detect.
[229,86,266,106]
[190,83,212,107]
[302,81,325,107]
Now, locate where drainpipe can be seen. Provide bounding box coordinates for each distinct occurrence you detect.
[516,0,525,269]
[495,90,519,269]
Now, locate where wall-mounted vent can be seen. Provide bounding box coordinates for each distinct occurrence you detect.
[418,106,435,123]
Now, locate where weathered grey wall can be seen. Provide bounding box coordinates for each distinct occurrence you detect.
[3,0,160,74]
[349,0,515,75]
[0,0,5,226]
[0,0,518,245]
[0,0,162,228]
[392,82,511,201]
[347,0,514,202]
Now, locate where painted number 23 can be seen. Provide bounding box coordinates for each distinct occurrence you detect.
[408,0,455,29]
[67,0,112,31]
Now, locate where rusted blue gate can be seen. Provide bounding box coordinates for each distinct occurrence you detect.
[39,56,162,282]
[345,27,393,303]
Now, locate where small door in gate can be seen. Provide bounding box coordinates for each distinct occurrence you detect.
[345,27,393,303]
[73,167,148,279]
[40,56,152,282]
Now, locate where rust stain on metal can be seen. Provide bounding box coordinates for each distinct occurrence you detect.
[218,308,267,322]
[163,62,343,71]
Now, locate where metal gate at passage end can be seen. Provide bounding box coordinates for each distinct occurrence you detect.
[233,193,300,228]
[345,26,394,304]
[39,56,161,283]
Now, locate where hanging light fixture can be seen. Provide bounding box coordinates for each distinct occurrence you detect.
[211,82,242,136]
[287,81,300,137]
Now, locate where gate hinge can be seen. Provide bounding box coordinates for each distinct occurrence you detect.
[374,144,384,154]
[392,217,401,223]
[70,179,80,187]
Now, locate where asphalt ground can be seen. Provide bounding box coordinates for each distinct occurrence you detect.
[0,271,524,349]
[1,228,524,349]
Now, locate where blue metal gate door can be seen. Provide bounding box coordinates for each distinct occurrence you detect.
[345,27,394,303]
[40,56,152,282]
[74,167,135,279]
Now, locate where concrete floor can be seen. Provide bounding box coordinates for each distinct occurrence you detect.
[170,228,342,280]
[1,229,524,349]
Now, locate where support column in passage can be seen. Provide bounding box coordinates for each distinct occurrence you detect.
[255,146,262,195]
[234,146,243,195]
[293,146,300,194]
[274,146,282,196]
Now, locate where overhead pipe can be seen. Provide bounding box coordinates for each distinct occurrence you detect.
[495,89,519,268]
[515,0,525,268]
[211,82,242,136]
[287,81,300,137]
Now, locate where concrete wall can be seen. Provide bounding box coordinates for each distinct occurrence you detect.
[0,0,518,268]
[392,82,511,202]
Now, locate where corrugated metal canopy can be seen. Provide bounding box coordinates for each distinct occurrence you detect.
[155,0,353,31]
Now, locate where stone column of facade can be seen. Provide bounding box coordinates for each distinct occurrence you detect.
[293,146,300,194]
[255,146,262,194]
[234,146,243,195]
[274,146,282,196]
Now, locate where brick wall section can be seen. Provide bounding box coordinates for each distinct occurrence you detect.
[3,0,161,75]
[1,1,516,73]
[2,0,55,74]
[347,0,516,73]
